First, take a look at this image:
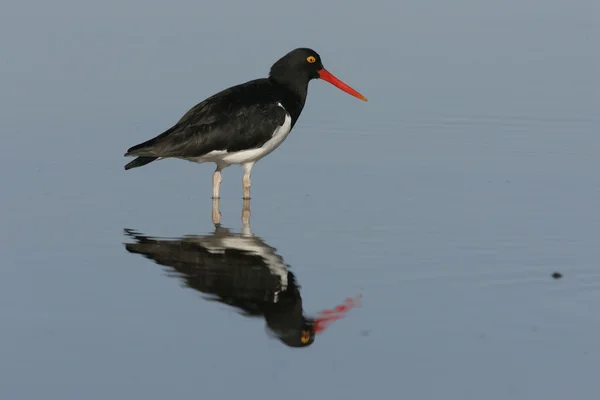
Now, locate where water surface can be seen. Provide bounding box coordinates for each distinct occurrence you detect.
[1,1,599,399]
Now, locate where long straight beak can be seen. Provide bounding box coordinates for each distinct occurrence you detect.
[313,295,362,334]
[317,68,368,101]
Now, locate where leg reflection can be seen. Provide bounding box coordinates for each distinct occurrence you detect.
[241,198,251,236]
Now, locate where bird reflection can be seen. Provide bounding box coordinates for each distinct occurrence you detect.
[124,199,360,348]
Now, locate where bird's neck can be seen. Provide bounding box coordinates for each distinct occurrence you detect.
[269,77,308,125]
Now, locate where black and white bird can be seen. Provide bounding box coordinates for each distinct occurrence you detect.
[123,47,367,199]
[123,218,360,348]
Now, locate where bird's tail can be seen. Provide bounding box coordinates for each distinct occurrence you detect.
[124,156,158,170]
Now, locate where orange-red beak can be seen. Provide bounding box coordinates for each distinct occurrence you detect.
[318,68,368,102]
[313,294,362,334]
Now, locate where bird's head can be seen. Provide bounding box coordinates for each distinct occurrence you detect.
[269,48,367,101]
[275,323,317,348]
[272,294,362,348]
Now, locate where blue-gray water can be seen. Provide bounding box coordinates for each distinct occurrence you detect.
[1,1,599,399]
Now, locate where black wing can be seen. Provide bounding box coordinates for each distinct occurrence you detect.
[124,79,287,158]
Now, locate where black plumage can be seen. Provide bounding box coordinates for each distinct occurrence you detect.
[123,47,367,199]
[123,222,361,348]
[123,226,315,347]
[125,80,292,163]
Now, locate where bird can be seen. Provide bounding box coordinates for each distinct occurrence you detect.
[122,201,361,348]
[123,47,367,199]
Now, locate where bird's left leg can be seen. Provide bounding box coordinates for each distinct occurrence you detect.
[242,162,255,200]
[212,165,223,199]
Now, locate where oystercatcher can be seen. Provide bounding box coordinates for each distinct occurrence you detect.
[124,47,367,199]
[123,202,361,348]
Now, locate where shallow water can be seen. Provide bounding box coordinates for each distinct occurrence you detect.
[1,0,599,399]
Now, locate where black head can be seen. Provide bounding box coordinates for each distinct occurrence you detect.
[270,48,324,81]
[269,48,367,102]
[270,293,362,348]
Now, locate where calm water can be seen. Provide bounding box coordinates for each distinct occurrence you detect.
[1,1,599,399]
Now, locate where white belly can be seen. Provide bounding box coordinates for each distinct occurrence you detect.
[190,111,292,166]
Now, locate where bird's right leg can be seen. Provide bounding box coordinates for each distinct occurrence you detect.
[212,166,223,199]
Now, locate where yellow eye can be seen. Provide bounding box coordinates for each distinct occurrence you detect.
[300,330,311,343]
[306,56,316,63]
